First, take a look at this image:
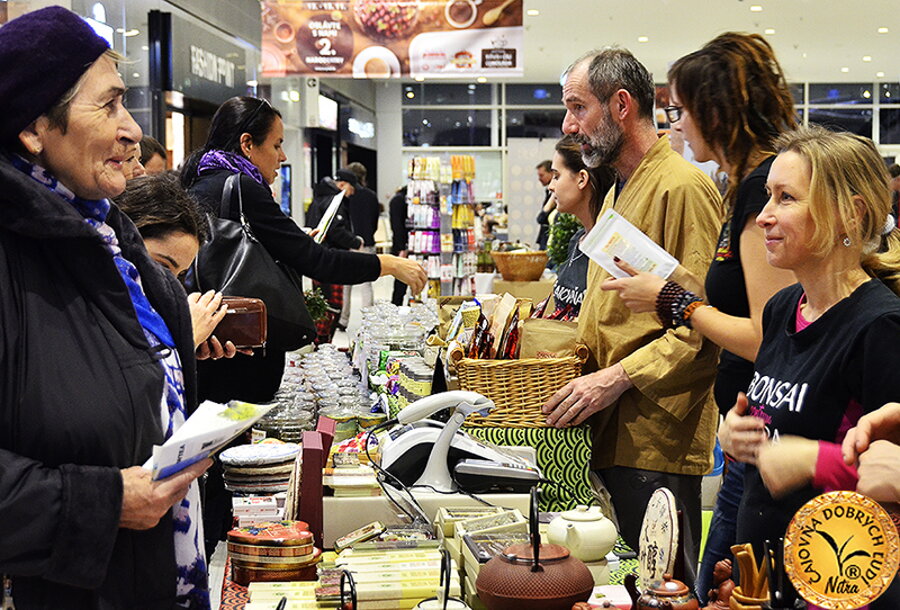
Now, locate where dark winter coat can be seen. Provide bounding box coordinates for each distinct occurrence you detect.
[0,156,197,609]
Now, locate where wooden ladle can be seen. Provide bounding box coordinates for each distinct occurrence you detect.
[483,0,517,25]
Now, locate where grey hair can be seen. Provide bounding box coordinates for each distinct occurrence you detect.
[565,47,656,123]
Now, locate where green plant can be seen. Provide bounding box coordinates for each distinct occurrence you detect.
[547,213,583,267]
[304,286,328,322]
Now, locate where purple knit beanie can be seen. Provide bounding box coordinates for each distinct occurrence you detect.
[0,6,109,145]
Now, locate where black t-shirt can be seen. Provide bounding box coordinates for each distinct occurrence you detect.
[737,280,900,561]
[704,157,774,413]
[551,229,588,318]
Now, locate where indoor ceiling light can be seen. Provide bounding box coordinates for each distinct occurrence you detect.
[476,76,488,83]
[862,56,872,62]
[876,72,885,78]
[414,76,425,82]
[637,36,649,43]
[840,67,850,73]
[406,91,415,99]
[526,9,540,16]
[877,27,889,34]
[749,5,763,12]
[764,28,775,35]
[863,90,871,98]
[116,27,139,36]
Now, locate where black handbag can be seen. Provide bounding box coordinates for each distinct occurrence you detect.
[189,173,316,351]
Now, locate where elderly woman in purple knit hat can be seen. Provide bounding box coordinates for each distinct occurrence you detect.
[0,7,211,609]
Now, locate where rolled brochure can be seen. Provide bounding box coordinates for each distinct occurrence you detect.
[144,400,275,480]
[579,209,679,279]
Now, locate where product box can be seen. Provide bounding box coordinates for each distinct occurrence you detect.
[455,509,527,538]
[492,278,555,304]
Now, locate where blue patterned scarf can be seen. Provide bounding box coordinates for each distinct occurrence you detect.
[10,155,210,609]
[197,149,267,187]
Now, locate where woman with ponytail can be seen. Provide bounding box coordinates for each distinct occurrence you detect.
[182,96,425,404]
[599,32,799,600]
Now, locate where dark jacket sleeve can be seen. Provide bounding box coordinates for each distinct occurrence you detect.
[325,199,362,251]
[0,236,123,587]
[230,174,378,284]
[389,193,408,253]
[306,189,362,251]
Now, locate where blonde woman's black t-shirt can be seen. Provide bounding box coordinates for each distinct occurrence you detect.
[737,279,900,565]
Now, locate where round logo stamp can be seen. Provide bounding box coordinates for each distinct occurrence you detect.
[784,491,899,609]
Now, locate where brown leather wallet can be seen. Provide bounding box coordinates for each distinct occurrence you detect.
[213,297,268,348]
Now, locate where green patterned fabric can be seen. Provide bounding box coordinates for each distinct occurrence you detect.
[463,425,593,512]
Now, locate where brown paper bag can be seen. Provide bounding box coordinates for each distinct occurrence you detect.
[519,318,579,359]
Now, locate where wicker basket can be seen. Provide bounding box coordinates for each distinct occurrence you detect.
[448,345,588,428]
[491,251,548,282]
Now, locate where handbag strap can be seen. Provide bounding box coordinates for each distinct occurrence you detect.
[220,172,240,215]
[221,172,254,232]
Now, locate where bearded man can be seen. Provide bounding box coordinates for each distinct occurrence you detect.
[543,48,722,586]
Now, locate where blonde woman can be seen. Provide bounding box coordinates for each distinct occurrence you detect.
[720,126,900,608]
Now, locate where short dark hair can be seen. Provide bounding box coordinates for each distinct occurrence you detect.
[115,173,208,244]
[569,48,655,122]
[536,160,552,172]
[890,163,900,179]
[139,135,167,164]
[347,161,368,187]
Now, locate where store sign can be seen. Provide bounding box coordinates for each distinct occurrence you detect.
[260,0,523,78]
[170,14,247,105]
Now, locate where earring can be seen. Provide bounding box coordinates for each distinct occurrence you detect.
[842,236,852,247]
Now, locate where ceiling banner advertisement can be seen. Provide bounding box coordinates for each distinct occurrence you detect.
[261,0,524,78]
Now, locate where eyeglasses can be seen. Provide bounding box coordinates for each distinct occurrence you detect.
[664,105,684,124]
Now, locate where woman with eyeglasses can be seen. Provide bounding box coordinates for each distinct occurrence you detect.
[181,96,425,405]
[600,32,798,602]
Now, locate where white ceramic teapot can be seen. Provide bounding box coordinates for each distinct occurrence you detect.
[546,504,617,563]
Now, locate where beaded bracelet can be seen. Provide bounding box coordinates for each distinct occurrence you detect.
[655,281,686,328]
[671,290,706,329]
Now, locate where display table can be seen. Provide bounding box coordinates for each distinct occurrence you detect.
[322,491,530,548]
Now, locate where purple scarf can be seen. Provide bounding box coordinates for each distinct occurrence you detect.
[197,149,267,187]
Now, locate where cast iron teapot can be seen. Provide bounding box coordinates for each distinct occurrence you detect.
[475,486,594,610]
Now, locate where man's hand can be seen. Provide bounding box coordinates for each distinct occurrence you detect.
[842,402,900,465]
[718,392,766,464]
[542,363,632,427]
[856,440,900,503]
[757,436,818,498]
[119,459,212,530]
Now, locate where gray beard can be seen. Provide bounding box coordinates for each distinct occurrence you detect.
[580,129,624,169]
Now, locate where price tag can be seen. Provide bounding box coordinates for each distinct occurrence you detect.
[440,264,453,282]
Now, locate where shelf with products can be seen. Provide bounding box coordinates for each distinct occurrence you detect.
[405,154,479,299]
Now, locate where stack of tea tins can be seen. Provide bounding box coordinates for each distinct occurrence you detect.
[227,520,321,586]
[220,442,300,495]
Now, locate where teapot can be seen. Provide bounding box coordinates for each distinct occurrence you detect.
[476,487,594,610]
[625,573,699,610]
[547,504,617,563]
